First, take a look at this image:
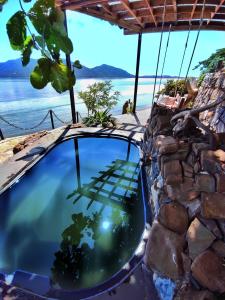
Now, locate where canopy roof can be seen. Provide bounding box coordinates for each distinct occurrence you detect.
[56,0,225,34]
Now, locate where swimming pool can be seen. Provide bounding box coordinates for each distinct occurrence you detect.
[0,135,146,299]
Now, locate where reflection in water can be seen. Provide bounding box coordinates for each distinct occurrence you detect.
[0,137,144,292]
[52,154,141,290]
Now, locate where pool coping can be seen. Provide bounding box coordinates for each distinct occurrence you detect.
[0,127,151,300]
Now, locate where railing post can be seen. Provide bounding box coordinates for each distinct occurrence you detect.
[133,32,142,114]
[50,110,55,129]
[76,111,79,123]
[0,128,4,140]
[63,10,77,124]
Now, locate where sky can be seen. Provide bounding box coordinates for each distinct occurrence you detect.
[1,0,225,77]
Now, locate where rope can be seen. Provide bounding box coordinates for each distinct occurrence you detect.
[158,24,172,94]
[0,111,50,131]
[51,110,72,125]
[184,0,206,81]
[0,110,72,131]
[173,22,192,96]
[151,0,167,104]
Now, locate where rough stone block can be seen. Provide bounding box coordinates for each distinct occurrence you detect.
[201,150,225,174]
[144,221,185,280]
[166,177,200,202]
[201,192,225,219]
[174,288,215,300]
[215,173,225,193]
[198,217,223,239]
[182,161,194,178]
[195,173,216,193]
[211,240,225,258]
[191,250,225,293]
[187,218,216,260]
[158,202,188,234]
[158,136,179,155]
[163,160,183,185]
[192,143,211,156]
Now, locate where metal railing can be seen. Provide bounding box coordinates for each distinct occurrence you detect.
[0,110,83,140]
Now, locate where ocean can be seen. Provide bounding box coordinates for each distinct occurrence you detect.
[0,78,165,138]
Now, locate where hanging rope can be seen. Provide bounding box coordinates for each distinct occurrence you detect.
[173,21,192,96]
[184,0,206,81]
[151,0,167,104]
[157,24,172,94]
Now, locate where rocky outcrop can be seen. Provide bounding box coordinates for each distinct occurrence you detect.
[142,104,225,299]
[194,68,225,132]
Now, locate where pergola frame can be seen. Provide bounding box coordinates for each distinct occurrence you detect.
[57,0,225,34]
[57,0,225,118]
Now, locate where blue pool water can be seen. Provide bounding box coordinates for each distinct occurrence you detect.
[0,137,145,293]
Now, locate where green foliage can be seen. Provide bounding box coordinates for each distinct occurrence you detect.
[158,79,188,96]
[83,109,115,127]
[194,48,225,74]
[197,73,206,88]
[3,0,80,93]
[78,80,119,116]
[6,11,27,50]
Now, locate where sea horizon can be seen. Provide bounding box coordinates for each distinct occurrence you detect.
[0,77,166,138]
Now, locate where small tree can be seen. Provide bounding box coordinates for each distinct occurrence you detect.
[158,79,188,96]
[78,81,120,116]
[194,48,225,74]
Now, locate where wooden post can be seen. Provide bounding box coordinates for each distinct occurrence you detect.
[133,33,142,114]
[63,10,77,124]
[50,110,55,129]
[0,128,4,140]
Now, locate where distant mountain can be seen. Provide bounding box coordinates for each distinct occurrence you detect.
[0,59,134,79]
[0,59,178,79]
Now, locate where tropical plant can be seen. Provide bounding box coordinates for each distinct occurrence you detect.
[78,81,120,116]
[194,48,225,74]
[1,0,81,93]
[158,79,188,96]
[83,109,115,127]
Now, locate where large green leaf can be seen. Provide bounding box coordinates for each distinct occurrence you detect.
[50,62,75,93]
[6,11,27,50]
[46,28,73,55]
[30,58,51,89]
[22,36,33,66]
[29,0,54,36]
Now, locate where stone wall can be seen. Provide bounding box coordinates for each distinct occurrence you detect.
[142,104,225,300]
[194,68,225,131]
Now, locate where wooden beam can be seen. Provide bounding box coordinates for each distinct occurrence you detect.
[207,0,225,23]
[77,7,141,32]
[172,0,177,20]
[121,0,145,28]
[143,0,157,26]
[124,22,225,34]
[190,0,199,20]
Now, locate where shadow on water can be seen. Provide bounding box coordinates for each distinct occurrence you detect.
[51,157,143,290]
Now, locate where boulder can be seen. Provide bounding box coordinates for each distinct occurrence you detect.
[158,202,188,234]
[201,192,225,219]
[187,218,216,260]
[191,250,225,293]
[144,221,185,280]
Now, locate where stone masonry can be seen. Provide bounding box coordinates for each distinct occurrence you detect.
[142,103,225,300]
